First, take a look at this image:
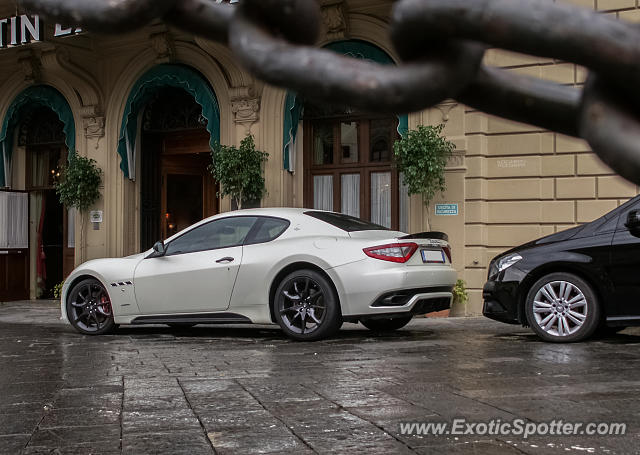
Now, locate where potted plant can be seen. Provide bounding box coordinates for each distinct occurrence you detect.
[209,135,269,209]
[393,124,454,229]
[55,155,102,261]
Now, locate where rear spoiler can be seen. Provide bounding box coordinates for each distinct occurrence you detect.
[398,231,448,242]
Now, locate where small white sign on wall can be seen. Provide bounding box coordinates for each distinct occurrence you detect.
[90,210,103,223]
[435,203,458,216]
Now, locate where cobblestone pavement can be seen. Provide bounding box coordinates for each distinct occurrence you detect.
[0,301,639,454]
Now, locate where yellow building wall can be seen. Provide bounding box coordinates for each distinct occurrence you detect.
[0,0,638,308]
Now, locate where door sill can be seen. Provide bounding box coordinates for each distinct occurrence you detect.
[131,312,252,325]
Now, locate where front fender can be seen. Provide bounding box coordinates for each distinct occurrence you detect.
[61,257,144,323]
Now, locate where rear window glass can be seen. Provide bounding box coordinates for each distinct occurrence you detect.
[304,211,388,232]
[247,217,290,244]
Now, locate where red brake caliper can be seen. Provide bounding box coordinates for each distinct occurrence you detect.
[99,295,112,316]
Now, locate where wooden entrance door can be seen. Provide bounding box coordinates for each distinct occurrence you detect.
[141,128,217,248]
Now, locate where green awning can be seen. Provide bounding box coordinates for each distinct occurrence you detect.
[117,64,220,179]
[283,39,409,171]
[0,85,75,187]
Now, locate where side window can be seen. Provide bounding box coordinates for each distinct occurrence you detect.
[247,217,290,245]
[165,217,258,256]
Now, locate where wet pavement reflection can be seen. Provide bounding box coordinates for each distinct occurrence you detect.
[1,301,639,454]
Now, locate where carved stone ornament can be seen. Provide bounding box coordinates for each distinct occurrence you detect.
[17,49,41,82]
[149,24,175,62]
[321,0,348,41]
[83,116,105,139]
[231,98,260,125]
[435,100,458,123]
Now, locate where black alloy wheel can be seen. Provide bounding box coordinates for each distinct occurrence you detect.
[274,269,342,341]
[66,278,117,335]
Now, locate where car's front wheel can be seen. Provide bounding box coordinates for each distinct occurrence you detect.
[525,273,600,342]
[66,278,117,335]
[274,269,342,341]
[361,316,412,332]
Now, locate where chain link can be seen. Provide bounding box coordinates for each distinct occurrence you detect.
[20,0,640,185]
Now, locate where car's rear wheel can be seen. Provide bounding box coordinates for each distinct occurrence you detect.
[361,316,412,332]
[66,278,116,335]
[525,273,600,342]
[274,269,342,341]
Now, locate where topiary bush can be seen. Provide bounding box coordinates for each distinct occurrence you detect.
[209,135,269,209]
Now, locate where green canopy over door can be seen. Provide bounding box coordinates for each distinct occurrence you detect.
[283,39,409,171]
[116,64,220,180]
[0,85,75,187]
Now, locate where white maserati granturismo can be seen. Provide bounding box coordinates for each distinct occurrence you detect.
[61,208,457,341]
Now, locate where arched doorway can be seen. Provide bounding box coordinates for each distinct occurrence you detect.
[139,87,217,250]
[21,107,75,298]
[0,85,76,300]
[114,64,221,252]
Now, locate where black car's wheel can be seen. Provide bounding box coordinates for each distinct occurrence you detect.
[361,316,412,332]
[274,269,342,341]
[525,273,600,342]
[66,278,116,335]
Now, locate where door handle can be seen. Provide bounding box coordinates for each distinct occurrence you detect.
[216,256,234,263]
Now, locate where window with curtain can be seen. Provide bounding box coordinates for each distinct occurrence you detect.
[0,191,28,249]
[313,175,333,211]
[304,112,408,230]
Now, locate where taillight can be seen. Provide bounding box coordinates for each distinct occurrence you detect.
[443,246,452,263]
[363,243,418,263]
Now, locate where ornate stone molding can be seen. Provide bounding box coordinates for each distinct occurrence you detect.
[149,24,175,63]
[321,0,348,41]
[80,105,105,147]
[230,86,260,131]
[40,45,103,109]
[17,49,41,82]
[435,100,458,123]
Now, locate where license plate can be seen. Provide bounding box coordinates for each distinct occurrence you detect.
[421,249,445,263]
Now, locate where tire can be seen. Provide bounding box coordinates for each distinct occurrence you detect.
[274,269,342,341]
[167,323,197,329]
[66,278,117,335]
[525,273,600,342]
[361,316,413,332]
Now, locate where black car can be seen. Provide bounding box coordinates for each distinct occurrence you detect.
[483,194,640,342]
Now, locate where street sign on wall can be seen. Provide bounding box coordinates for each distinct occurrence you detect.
[435,203,458,216]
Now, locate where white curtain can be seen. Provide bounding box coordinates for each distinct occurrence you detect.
[341,173,360,217]
[0,191,28,248]
[371,172,391,228]
[399,172,409,233]
[67,207,76,248]
[31,148,49,187]
[340,122,358,163]
[313,175,333,211]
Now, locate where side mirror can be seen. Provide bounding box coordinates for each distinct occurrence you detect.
[149,240,166,258]
[625,210,640,230]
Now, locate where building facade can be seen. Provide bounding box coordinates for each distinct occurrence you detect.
[0,0,638,314]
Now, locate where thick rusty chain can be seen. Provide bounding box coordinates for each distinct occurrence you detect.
[20,0,640,185]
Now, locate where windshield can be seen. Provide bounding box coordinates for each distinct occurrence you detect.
[304,211,388,232]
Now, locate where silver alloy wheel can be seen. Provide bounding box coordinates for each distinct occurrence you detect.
[69,282,113,332]
[532,280,588,337]
[278,276,326,334]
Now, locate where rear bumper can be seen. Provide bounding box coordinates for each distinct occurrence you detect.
[327,258,457,317]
